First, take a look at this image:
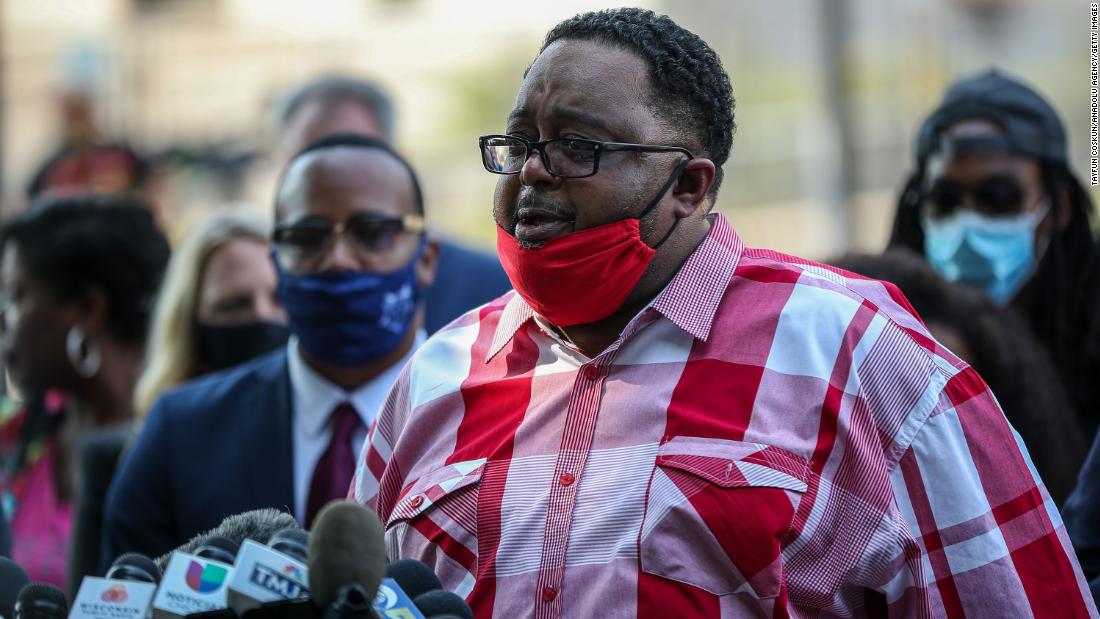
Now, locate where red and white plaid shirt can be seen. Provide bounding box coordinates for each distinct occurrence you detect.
[352,214,1096,618]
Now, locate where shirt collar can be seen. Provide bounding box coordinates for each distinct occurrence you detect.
[485,213,743,362]
[288,330,426,436]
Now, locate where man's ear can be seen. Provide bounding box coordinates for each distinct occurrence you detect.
[671,158,717,218]
[416,237,440,290]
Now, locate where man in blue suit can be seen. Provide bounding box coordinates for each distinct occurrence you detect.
[273,75,511,332]
[100,134,439,566]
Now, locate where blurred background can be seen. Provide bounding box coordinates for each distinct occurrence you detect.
[0,0,1092,257]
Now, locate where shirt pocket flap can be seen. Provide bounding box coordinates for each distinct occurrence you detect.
[387,458,486,526]
[655,436,809,493]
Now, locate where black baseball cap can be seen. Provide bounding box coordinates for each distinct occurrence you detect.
[915,69,1067,165]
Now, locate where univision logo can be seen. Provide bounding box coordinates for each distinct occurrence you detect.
[185,560,229,594]
[250,564,308,598]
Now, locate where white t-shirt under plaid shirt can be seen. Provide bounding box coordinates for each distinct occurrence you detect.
[352,213,1096,618]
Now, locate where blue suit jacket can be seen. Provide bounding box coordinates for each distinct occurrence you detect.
[426,239,511,333]
[100,349,295,571]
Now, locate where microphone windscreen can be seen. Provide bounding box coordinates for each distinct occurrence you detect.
[307,501,386,609]
[0,558,30,619]
[411,590,472,619]
[156,509,297,569]
[105,552,161,584]
[194,535,239,565]
[383,560,441,600]
[14,583,68,619]
[268,528,309,562]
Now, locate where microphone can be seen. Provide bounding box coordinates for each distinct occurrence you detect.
[156,510,297,572]
[322,585,376,619]
[68,553,161,619]
[1,558,30,619]
[226,528,311,615]
[410,592,471,619]
[381,562,440,601]
[370,580,422,619]
[14,584,68,619]
[306,502,385,611]
[151,535,238,619]
[370,560,440,619]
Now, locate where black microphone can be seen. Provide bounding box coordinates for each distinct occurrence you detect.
[410,591,472,619]
[14,584,68,619]
[192,537,239,568]
[382,561,440,601]
[1,558,30,619]
[106,553,161,584]
[306,502,385,611]
[321,585,377,619]
[68,553,162,619]
[156,510,297,571]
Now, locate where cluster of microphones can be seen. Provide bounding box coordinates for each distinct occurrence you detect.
[1,502,471,619]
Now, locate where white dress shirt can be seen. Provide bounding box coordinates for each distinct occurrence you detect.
[286,332,424,523]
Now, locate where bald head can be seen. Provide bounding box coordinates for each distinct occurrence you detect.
[276,146,418,225]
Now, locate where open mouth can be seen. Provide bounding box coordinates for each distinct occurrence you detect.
[515,207,575,245]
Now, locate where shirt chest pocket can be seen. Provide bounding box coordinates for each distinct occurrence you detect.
[385,458,485,586]
[639,437,810,600]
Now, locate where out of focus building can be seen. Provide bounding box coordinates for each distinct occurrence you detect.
[0,0,1091,256]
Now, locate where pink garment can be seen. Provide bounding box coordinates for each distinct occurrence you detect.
[10,441,73,589]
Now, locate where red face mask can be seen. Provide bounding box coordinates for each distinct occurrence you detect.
[496,218,655,327]
[496,161,687,327]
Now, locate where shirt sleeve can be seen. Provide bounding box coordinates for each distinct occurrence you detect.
[886,365,1097,618]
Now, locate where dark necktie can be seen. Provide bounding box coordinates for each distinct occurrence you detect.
[305,402,363,529]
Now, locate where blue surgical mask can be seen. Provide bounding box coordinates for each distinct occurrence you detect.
[922,205,1048,304]
[274,245,423,366]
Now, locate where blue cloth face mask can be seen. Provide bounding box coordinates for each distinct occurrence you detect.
[274,244,423,366]
[922,204,1048,304]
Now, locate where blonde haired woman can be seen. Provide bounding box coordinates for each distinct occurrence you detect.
[133,208,288,415]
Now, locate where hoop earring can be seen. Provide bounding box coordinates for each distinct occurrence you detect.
[66,325,101,379]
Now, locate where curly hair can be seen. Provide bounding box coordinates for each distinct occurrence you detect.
[0,194,170,346]
[542,8,735,194]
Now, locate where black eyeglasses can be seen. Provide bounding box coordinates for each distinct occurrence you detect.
[273,213,425,266]
[478,134,693,179]
[923,176,1032,218]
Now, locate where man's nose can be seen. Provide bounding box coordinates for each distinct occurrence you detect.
[520,149,562,189]
[319,230,361,271]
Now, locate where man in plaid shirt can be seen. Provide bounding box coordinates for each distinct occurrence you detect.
[351,8,1096,617]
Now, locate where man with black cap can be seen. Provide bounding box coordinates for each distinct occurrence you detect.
[889,69,1100,438]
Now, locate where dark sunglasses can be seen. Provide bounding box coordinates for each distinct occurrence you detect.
[923,176,1029,218]
[273,213,425,264]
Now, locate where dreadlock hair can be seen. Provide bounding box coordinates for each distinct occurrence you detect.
[541,8,735,195]
[889,157,1100,428]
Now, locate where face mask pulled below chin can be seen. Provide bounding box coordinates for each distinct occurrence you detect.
[274,246,422,367]
[923,206,1048,304]
[496,160,687,327]
[195,321,291,372]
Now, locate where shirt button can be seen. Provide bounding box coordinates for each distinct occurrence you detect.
[559,473,575,486]
[583,365,600,380]
[410,495,424,508]
[542,586,557,602]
